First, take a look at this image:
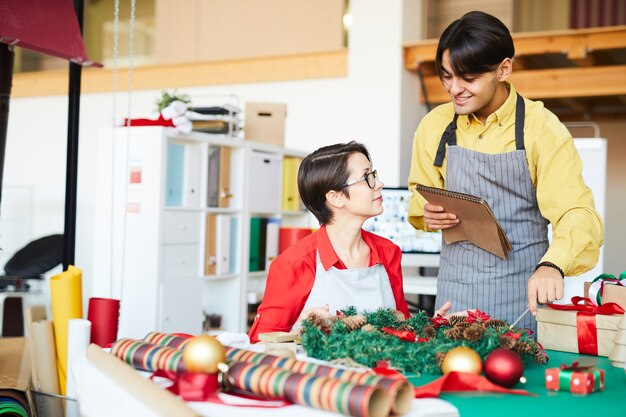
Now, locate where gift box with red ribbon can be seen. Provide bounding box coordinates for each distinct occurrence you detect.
[537,296,625,356]
[545,363,605,395]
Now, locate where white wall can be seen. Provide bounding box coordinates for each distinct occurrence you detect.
[2,0,421,309]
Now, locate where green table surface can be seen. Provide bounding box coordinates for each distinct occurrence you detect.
[406,350,626,416]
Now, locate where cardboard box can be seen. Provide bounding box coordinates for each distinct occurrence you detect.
[244,102,286,146]
[545,367,604,395]
[537,306,622,356]
[584,281,626,310]
[0,337,33,415]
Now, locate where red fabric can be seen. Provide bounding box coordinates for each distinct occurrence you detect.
[248,225,410,343]
[547,296,625,356]
[413,372,535,398]
[0,0,100,67]
[122,114,175,128]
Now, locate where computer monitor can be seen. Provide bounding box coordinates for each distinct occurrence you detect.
[363,187,442,253]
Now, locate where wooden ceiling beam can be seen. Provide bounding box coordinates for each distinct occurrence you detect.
[420,65,626,103]
[404,25,626,70]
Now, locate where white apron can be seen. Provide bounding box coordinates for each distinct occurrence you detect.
[298,251,396,320]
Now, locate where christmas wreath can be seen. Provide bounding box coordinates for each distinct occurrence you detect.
[300,307,547,375]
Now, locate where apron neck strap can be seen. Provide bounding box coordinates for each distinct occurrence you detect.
[514,94,525,151]
[434,114,459,167]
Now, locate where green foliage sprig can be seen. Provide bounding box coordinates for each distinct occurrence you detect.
[155,90,191,112]
[300,307,547,375]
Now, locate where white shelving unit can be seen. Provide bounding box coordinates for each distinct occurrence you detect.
[93,126,312,339]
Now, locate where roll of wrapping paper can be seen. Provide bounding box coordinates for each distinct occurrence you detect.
[0,392,29,417]
[144,331,191,350]
[226,347,413,415]
[227,361,391,417]
[30,321,61,395]
[50,265,83,395]
[144,332,411,414]
[110,339,186,373]
[278,227,313,254]
[87,297,120,347]
[67,319,91,398]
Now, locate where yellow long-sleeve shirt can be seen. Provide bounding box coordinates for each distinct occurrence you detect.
[408,83,603,276]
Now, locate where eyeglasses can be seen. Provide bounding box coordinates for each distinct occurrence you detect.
[342,170,378,189]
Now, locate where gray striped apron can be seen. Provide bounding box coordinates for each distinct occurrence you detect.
[433,94,549,333]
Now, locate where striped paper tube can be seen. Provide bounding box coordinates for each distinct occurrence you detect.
[144,331,192,349]
[226,346,413,415]
[110,339,186,373]
[227,361,391,417]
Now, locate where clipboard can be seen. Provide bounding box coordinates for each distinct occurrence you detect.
[415,184,512,259]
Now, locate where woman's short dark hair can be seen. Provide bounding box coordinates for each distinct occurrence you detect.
[297,141,371,225]
[435,11,515,78]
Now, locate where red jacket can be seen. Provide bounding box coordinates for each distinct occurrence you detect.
[248,225,409,343]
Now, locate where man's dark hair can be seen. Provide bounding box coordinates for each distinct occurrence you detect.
[435,11,515,78]
[297,141,371,225]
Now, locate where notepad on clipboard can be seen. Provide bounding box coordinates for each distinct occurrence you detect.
[415,184,512,259]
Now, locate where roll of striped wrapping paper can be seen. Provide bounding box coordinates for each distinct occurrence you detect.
[110,339,186,373]
[144,331,191,349]
[227,361,391,417]
[225,346,413,415]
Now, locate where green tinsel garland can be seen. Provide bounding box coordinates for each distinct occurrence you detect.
[301,307,546,375]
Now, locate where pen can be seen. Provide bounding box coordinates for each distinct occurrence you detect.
[509,307,530,329]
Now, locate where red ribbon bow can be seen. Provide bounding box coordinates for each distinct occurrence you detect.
[547,296,624,355]
[413,371,536,398]
[560,361,593,371]
[381,327,429,342]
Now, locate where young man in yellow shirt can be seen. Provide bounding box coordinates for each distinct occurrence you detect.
[408,11,603,332]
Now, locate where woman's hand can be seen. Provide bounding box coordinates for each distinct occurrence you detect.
[294,304,332,327]
[424,203,459,230]
[433,300,474,318]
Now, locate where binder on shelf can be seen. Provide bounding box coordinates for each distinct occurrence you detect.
[165,143,184,206]
[207,145,232,208]
[265,218,280,266]
[183,144,201,206]
[414,183,512,259]
[229,216,239,273]
[247,151,281,213]
[218,146,232,208]
[282,157,302,211]
[249,217,269,272]
[205,214,233,275]
[205,214,217,275]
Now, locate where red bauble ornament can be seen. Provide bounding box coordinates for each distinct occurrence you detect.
[483,349,524,387]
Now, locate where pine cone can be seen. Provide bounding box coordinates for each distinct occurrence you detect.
[361,324,378,333]
[392,309,407,322]
[436,351,446,369]
[512,341,532,356]
[463,324,485,342]
[498,334,516,350]
[534,349,548,364]
[448,315,467,327]
[484,319,507,329]
[307,311,334,330]
[422,324,437,338]
[341,314,366,330]
[444,327,464,340]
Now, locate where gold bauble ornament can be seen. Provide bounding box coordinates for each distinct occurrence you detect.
[182,335,226,374]
[441,346,483,375]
